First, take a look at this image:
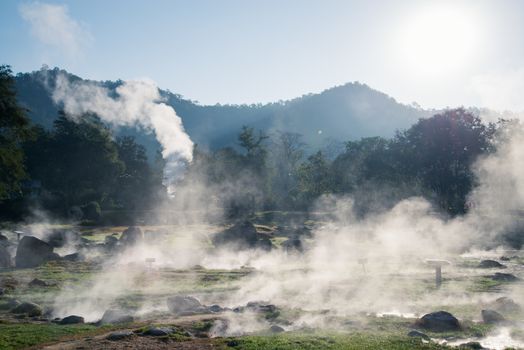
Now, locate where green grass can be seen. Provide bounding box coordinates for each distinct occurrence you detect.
[0,323,111,350]
[218,333,451,350]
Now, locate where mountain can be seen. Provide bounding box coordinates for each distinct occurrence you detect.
[14,67,431,158]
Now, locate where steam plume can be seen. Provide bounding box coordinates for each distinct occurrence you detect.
[52,74,194,193]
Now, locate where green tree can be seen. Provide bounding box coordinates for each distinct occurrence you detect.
[0,65,33,200]
[297,151,331,205]
[25,113,124,210]
[394,108,491,214]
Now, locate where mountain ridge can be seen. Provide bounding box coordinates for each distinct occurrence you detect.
[14,67,432,158]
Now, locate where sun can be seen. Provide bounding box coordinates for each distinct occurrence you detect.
[395,4,479,77]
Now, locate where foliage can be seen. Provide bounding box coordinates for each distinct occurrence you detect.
[0,65,33,200]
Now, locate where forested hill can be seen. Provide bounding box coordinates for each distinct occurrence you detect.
[14,67,430,155]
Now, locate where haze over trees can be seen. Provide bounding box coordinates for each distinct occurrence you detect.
[0,64,517,226]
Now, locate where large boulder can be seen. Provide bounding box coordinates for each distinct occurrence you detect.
[213,221,272,251]
[481,309,505,324]
[415,311,461,332]
[0,245,12,268]
[167,295,204,315]
[15,236,59,268]
[119,226,143,246]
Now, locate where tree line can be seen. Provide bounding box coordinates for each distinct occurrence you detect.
[0,64,514,222]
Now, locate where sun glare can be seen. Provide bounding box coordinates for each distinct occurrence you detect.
[396,4,479,77]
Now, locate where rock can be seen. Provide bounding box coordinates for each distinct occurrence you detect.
[0,298,20,310]
[0,245,12,268]
[269,325,285,333]
[213,221,272,251]
[459,341,486,349]
[0,233,8,243]
[107,331,134,341]
[46,230,79,248]
[143,327,173,336]
[491,273,519,281]
[0,288,4,296]
[59,315,85,324]
[207,304,223,313]
[478,260,506,269]
[416,311,461,332]
[63,253,82,262]
[246,301,277,314]
[10,302,43,316]
[408,330,430,340]
[226,340,239,347]
[167,295,203,315]
[119,226,144,246]
[28,278,49,287]
[491,297,521,313]
[281,236,303,253]
[100,309,134,324]
[481,309,505,324]
[500,256,510,261]
[104,235,118,248]
[15,236,59,268]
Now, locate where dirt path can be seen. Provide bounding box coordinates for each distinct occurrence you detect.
[40,333,221,350]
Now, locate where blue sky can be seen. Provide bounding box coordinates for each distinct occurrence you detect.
[2,0,524,110]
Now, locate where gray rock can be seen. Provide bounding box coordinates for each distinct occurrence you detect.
[212,221,272,251]
[408,330,430,340]
[491,297,521,313]
[104,235,118,248]
[143,327,173,336]
[15,236,59,268]
[100,309,134,324]
[59,315,85,324]
[491,273,519,281]
[269,325,285,333]
[478,260,506,269]
[459,341,486,349]
[10,302,43,316]
[119,226,143,246]
[207,304,223,313]
[0,298,20,310]
[63,253,82,262]
[167,295,202,315]
[107,331,134,341]
[0,245,11,268]
[481,309,505,324]
[28,278,49,287]
[416,311,461,332]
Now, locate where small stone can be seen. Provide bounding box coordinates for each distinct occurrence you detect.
[143,327,173,336]
[107,331,134,341]
[28,278,48,287]
[481,309,505,324]
[408,330,430,340]
[269,325,285,333]
[491,273,519,281]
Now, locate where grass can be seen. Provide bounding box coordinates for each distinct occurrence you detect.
[0,323,112,350]
[218,332,451,350]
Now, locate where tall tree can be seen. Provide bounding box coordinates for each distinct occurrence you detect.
[0,65,33,200]
[394,108,491,214]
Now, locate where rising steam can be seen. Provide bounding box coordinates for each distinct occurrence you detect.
[52,74,194,194]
